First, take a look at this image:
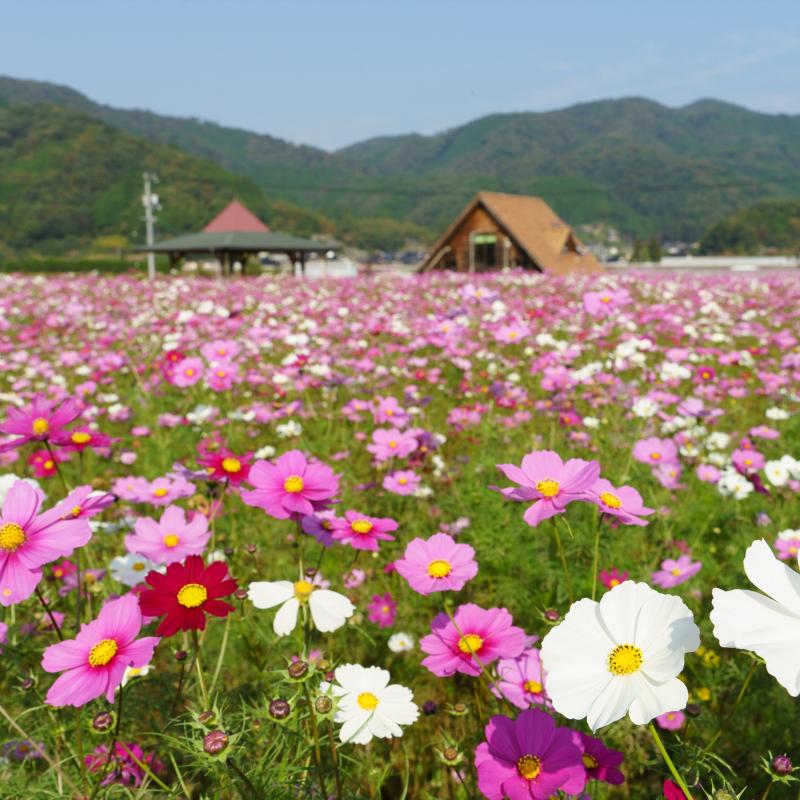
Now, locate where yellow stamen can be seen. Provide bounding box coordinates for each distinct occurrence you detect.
[427,559,452,578]
[32,417,49,436]
[357,692,379,710]
[523,680,543,694]
[221,457,241,473]
[535,479,560,498]
[600,491,621,509]
[88,638,118,667]
[0,523,26,552]
[607,644,643,676]
[516,754,541,780]
[71,431,92,444]
[177,583,207,608]
[153,487,168,497]
[294,580,314,601]
[583,753,599,769]
[457,633,484,655]
[44,460,54,470]
[650,452,661,461]
[284,475,304,493]
[132,562,146,571]
[351,519,373,534]
[163,534,180,548]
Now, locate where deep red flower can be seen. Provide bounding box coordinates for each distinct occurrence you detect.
[138,555,237,637]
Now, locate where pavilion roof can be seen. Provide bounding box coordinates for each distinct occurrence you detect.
[203,200,270,233]
[138,230,333,254]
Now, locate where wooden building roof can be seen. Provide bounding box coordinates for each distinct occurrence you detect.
[420,191,601,275]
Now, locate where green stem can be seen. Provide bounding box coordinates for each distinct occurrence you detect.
[303,683,329,799]
[553,521,573,604]
[75,706,88,790]
[228,758,260,799]
[208,614,231,697]
[89,685,123,799]
[191,629,209,708]
[34,586,63,641]
[327,720,343,800]
[591,516,602,601]
[649,723,694,800]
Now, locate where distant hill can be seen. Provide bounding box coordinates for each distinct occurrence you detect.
[0,103,334,255]
[699,199,800,254]
[2,76,800,249]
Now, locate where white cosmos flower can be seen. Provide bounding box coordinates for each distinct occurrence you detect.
[387,632,415,653]
[121,662,153,687]
[109,553,164,587]
[322,664,419,744]
[540,581,699,731]
[764,460,790,487]
[765,407,789,421]
[711,540,800,696]
[248,579,354,637]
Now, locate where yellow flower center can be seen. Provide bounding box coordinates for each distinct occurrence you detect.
[88,638,118,667]
[32,417,49,435]
[600,295,612,304]
[351,519,373,534]
[69,506,82,518]
[185,368,195,377]
[398,478,408,485]
[607,644,643,676]
[127,667,142,677]
[163,534,180,548]
[535,479,560,498]
[583,753,599,769]
[132,562,146,571]
[457,633,484,655]
[177,583,208,608]
[516,754,542,781]
[650,452,661,461]
[357,692,379,710]
[609,578,620,587]
[427,559,452,578]
[153,487,168,497]
[385,408,394,416]
[388,440,398,449]
[0,523,26,552]
[284,475,304,493]
[222,457,241,473]
[523,680,543,694]
[294,580,314,601]
[71,431,92,444]
[600,491,621,509]
[671,567,682,576]
[44,460,55,470]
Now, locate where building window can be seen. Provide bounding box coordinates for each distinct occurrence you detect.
[473,233,497,270]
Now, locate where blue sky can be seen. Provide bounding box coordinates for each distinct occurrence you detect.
[2,0,799,150]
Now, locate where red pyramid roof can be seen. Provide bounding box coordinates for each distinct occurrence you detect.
[203,200,270,233]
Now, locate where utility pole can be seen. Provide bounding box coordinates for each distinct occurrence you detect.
[142,173,159,280]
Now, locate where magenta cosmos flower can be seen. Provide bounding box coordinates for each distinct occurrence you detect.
[330,510,397,551]
[41,594,159,707]
[574,731,625,785]
[367,593,397,628]
[475,709,586,800]
[495,450,600,527]
[382,470,420,496]
[587,478,654,526]
[0,396,82,452]
[366,428,418,461]
[0,481,93,606]
[394,533,478,595]
[491,647,551,710]
[124,505,210,565]
[632,437,678,467]
[241,450,339,520]
[651,554,702,588]
[420,603,526,677]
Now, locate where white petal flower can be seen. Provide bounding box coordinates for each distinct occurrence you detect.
[711,540,800,696]
[248,579,354,637]
[323,664,419,745]
[540,581,699,731]
[388,632,415,653]
[764,461,790,487]
[109,553,163,587]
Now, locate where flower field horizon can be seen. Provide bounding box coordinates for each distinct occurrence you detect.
[0,268,799,799]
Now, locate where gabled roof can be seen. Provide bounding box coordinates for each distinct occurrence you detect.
[203,199,270,233]
[421,191,601,275]
[138,230,333,254]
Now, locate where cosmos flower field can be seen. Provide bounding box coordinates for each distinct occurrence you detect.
[0,269,799,800]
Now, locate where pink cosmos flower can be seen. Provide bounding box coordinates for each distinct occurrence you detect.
[42,594,159,707]
[491,647,551,710]
[632,437,679,466]
[242,450,339,520]
[651,555,702,588]
[653,461,683,490]
[394,533,478,595]
[494,323,530,344]
[52,426,115,453]
[731,448,765,474]
[301,511,338,548]
[420,603,526,677]
[0,480,93,606]
[51,486,115,521]
[382,470,420,496]
[366,428,418,461]
[475,709,586,800]
[196,447,251,484]
[696,464,720,483]
[694,366,716,384]
[0,396,82,453]
[124,505,210,564]
[205,362,238,392]
[749,425,780,440]
[774,534,800,561]
[599,567,629,589]
[171,357,204,388]
[582,288,630,317]
[587,478,654,526]
[343,568,366,588]
[656,710,686,731]
[330,511,398,551]
[200,339,240,361]
[145,476,195,506]
[372,396,409,427]
[574,732,625,785]
[495,450,600,527]
[367,593,397,628]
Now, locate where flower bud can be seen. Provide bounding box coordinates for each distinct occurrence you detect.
[20,678,35,691]
[544,608,560,622]
[245,543,257,554]
[224,547,235,557]
[685,703,701,717]
[91,711,115,732]
[314,696,333,715]
[202,730,228,756]
[269,699,291,720]
[197,710,216,725]
[288,661,309,680]
[234,588,248,601]
[773,754,793,775]
[422,700,438,716]
[174,650,188,662]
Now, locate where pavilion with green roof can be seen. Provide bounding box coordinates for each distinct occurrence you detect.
[139,199,335,275]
